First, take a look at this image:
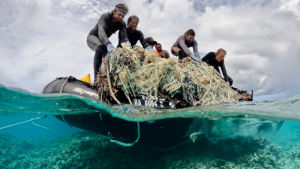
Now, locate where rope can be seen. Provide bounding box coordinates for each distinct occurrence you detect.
[110,122,140,147]
[100,43,238,106]
[106,65,121,104]
[0,115,47,130]
[119,74,130,94]
[61,115,73,129]
[100,85,103,101]
[60,76,71,93]
[241,120,277,127]
[0,115,74,133]
[190,119,206,143]
[193,78,213,106]
[124,92,133,105]
[174,65,186,99]
[31,121,71,133]
[128,79,136,97]
[204,120,219,144]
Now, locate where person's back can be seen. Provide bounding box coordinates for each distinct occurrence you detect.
[202,52,224,72]
[202,49,233,86]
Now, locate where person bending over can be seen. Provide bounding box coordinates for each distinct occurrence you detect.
[118,15,149,49]
[171,29,200,61]
[87,3,130,81]
[145,37,157,49]
[156,43,170,59]
[202,48,233,86]
[145,37,164,57]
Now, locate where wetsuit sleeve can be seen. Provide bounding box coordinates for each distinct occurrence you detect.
[221,61,229,82]
[118,22,129,43]
[139,31,149,48]
[97,14,110,45]
[178,36,193,56]
[193,40,200,58]
[202,52,213,63]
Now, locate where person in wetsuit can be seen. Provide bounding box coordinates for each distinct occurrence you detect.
[202,48,233,86]
[156,43,170,59]
[87,3,130,81]
[145,37,157,49]
[171,29,200,60]
[145,37,163,57]
[118,15,149,49]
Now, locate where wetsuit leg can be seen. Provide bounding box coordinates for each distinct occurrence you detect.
[93,45,107,81]
[178,50,184,60]
[171,47,179,56]
[171,47,185,60]
[87,34,106,82]
[228,76,233,86]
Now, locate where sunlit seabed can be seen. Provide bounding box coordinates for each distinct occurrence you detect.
[0,85,300,122]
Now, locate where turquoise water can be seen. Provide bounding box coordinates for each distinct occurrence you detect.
[1,84,300,168]
[1,84,300,122]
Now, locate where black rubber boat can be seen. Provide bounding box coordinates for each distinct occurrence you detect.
[43,77,201,148]
[43,77,284,149]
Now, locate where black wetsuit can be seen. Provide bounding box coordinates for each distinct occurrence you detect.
[87,12,128,81]
[202,52,233,86]
[118,29,149,48]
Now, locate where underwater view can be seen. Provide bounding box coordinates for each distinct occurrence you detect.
[1,85,300,169]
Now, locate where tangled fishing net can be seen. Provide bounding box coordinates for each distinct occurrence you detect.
[95,43,238,107]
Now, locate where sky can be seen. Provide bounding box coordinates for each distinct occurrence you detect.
[0,0,300,101]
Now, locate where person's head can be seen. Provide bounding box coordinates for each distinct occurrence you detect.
[215,48,226,62]
[127,15,139,31]
[112,4,128,23]
[241,93,251,101]
[146,37,157,48]
[156,43,162,52]
[185,29,195,43]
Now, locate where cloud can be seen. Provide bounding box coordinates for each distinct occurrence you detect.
[0,0,300,101]
[0,0,117,91]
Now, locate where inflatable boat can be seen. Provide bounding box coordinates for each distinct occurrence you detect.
[43,76,283,149]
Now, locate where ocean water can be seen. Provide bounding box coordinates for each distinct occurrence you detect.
[1,84,300,169]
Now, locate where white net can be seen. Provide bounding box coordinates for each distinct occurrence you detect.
[100,43,238,106]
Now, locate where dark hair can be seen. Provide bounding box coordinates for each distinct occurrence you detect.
[115,3,129,14]
[185,29,195,36]
[127,15,139,24]
[156,43,162,47]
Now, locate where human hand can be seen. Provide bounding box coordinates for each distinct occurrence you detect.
[191,56,202,63]
[124,41,132,49]
[146,46,153,51]
[106,43,115,54]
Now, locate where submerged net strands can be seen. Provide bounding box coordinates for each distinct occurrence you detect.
[96,43,238,106]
